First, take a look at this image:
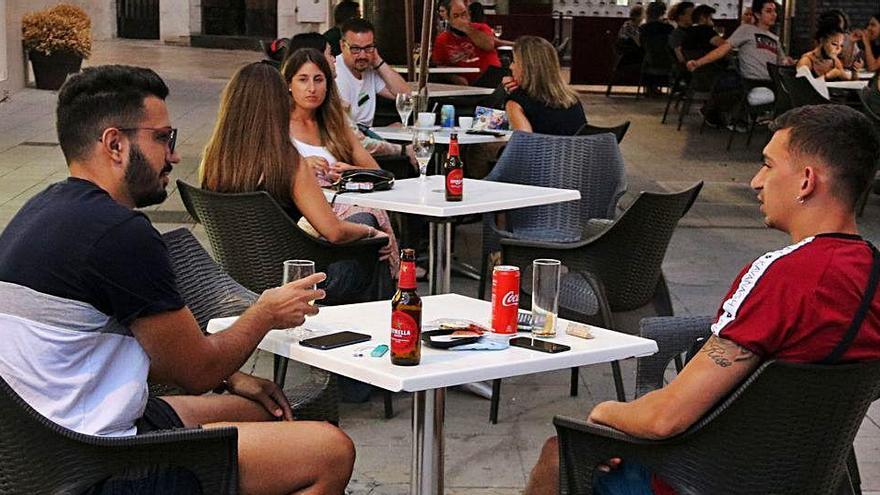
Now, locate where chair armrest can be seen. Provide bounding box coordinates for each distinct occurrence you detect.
[635,316,713,397]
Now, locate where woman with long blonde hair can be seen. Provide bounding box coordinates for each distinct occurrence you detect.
[504,36,587,135]
[200,61,392,303]
[281,47,400,274]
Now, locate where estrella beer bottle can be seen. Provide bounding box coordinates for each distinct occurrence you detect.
[444,133,463,201]
[391,248,422,365]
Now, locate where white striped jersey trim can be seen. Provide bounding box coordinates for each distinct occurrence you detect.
[711,236,815,336]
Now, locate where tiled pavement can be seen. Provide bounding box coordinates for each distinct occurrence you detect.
[1,39,878,494]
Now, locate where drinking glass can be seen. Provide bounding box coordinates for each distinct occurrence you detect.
[493,25,503,37]
[531,259,561,337]
[396,92,415,128]
[282,259,316,338]
[412,129,434,183]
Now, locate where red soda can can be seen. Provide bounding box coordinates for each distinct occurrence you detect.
[491,265,520,334]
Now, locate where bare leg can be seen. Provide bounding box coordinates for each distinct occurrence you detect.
[524,436,559,495]
[163,394,355,495]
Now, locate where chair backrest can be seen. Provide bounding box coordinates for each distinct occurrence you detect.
[177,180,333,293]
[575,121,631,143]
[0,372,238,494]
[766,62,794,116]
[486,131,628,242]
[580,182,702,311]
[785,68,831,107]
[641,32,675,75]
[162,228,257,331]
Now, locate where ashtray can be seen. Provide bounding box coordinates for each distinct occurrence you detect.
[421,329,482,349]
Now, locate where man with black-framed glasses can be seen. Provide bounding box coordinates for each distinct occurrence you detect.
[0,65,355,494]
[336,17,410,126]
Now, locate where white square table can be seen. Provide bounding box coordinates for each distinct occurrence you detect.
[370,126,511,145]
[323,176,580,294]
[827,80,868,91]
[207,293,658,495]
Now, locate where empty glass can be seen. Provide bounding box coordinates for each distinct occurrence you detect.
[412,129,435,183]
[396,92,415,128]
[531,259,561,337]
[282,259,316,338]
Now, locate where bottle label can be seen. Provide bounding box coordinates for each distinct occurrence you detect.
[446,168,463,196]
[398,261,417,289]
[391,310,420,354]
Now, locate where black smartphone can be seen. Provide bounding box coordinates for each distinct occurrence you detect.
[299,331,371,350]
[509,337,571,354]
[466,129,505,137]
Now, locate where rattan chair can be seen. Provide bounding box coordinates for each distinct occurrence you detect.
[478,131,628,300]
[160,228,340,423]
[575,121,631,143]
[0,372,238,494]
[676,66,718,131]
[554,357,880,494]
[176,180,387,297]
[496,183,702,415]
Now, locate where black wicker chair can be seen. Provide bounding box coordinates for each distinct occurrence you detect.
[784,72,831,107]
[554,357,880,494]
[160,228,340,424]
[176,180,386,297]
[576,121,631,143]
[0,372,238,494]
[495,183,703,418]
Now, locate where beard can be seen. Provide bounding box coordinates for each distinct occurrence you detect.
[125,144,171,208]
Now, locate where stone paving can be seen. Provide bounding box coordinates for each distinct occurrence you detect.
[1,39,878,494]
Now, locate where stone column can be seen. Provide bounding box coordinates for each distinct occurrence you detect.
[160,0,191,44]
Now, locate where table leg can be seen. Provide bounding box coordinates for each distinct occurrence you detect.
[411,388,446,494]
[429,222,451,294]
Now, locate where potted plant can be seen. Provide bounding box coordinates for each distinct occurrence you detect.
[22,4,92,90]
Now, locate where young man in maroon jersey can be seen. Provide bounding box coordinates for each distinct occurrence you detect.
[524,104,880,494]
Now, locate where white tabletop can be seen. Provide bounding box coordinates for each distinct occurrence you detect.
[371,126,511,144]
[827,80,868,90]
[207,294,657,392]
[395,66,480,74]
[321,175,580,217]
[410,82,496,97]
[858,71,875,80]
[497,45,514,51]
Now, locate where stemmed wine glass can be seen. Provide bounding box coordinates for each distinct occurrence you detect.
[282,259,316,339]
[396,92,415,128]
[412,129,435,183]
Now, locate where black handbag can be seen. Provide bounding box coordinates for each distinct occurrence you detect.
[331,168,395,192]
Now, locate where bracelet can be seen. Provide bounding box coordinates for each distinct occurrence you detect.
[374,60,386,70]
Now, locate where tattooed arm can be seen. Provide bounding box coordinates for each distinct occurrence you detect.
[587,335,760,439]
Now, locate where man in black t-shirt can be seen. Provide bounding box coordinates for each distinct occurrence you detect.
[0,65,354,494]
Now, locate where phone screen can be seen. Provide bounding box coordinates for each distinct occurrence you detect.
[300,331,371,350]
[509,337,570,354]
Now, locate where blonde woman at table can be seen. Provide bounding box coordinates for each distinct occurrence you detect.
[798,22,857,81]
[502,36,587,135]
[199,62,393,304]
[281,48,400,276]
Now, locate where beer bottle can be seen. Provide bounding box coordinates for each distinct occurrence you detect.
[444,133,463,202]
[391,248,422,366]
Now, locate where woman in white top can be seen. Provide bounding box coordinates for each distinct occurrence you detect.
[281,48,400,273]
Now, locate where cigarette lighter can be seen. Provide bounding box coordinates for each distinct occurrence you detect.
[370,344,389,357]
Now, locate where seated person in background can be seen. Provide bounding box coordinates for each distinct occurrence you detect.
[284,32,417,169]
[524,104,880,495]
[0,64,355,494]
[432,0,502,85]
[639,2,675,96]
[282,48,400,279]
[681,4,725,71]
[323,0,360,57]
[200,61,393,304]
[503,36,586,135]
[335,18,411,127]
[668,1,695,64]
[858,13,880,72]
[616,5,645,66]
[819,9,862,71]
[740,6,755,25]
[798,20,858,81]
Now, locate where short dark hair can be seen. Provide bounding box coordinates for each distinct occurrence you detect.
[333,0,360,26]
[341,17,374,36]
[629,5,644,20]
[818,9,849,31]
[669,1,694,22]
[691,4,715,23]
[56,65,168,163]
[468,2,486,23]
[288,32,329,54]
[646,1,667,21]
[751,0,778,16]
[770,105,880,209]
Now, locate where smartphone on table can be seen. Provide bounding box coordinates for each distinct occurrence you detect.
[509,337,570,354]
[300,331,371,350]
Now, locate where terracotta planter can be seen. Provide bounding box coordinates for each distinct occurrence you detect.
[28,50,83,90]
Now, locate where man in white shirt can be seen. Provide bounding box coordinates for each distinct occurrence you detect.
[335,18,411,127]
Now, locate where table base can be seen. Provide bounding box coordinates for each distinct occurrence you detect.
[412,388,446,494]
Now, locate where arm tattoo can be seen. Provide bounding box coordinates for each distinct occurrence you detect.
[699,335,755,368]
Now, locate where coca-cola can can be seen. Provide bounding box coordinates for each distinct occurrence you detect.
[491,265,520,334]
